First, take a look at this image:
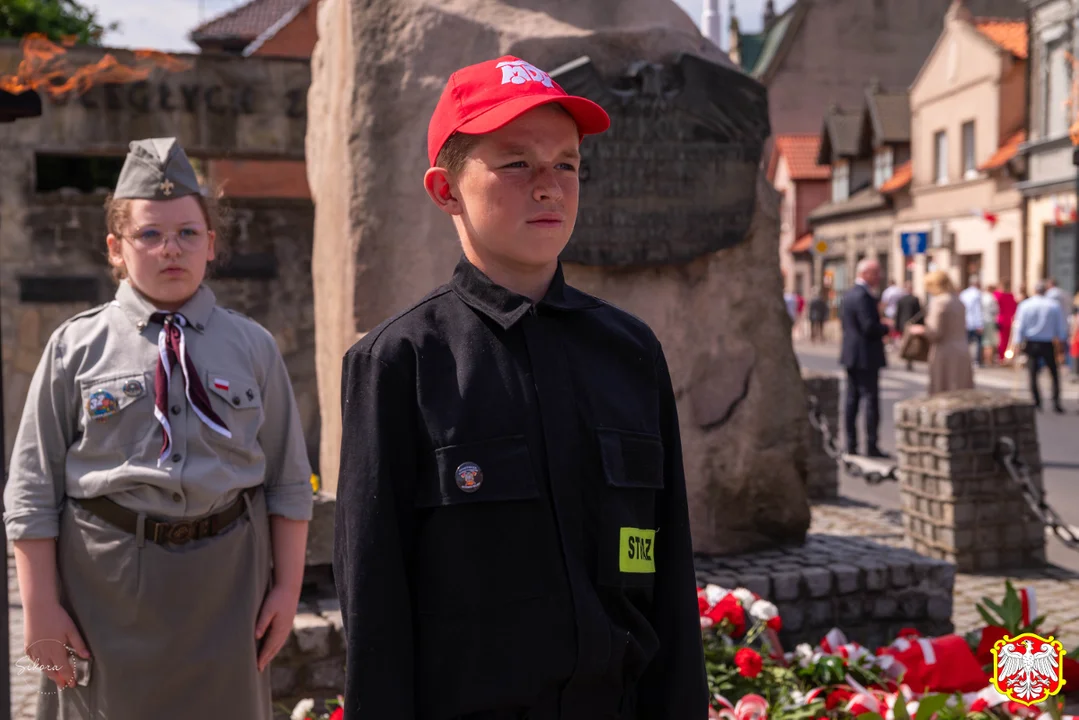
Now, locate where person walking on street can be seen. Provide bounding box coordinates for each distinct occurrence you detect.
[1010,280,1068,413]
[894,282,923,371]
[982,284,1000,366]
[959,275,985,367]
[908,271,974,395]
[809,288,829,344]
[995,281,1017,363]
[839,259,890,458]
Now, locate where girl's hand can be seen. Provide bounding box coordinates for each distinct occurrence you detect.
[24,600,90,689]
[254,583,302,673]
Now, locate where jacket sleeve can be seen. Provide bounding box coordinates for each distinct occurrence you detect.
[854,291,889,339]
[258,333,314,521]
[636,345,708,719]
[334,348,418,720]
[3,329,76,540]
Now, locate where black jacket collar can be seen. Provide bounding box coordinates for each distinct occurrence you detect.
[450,255,601,330]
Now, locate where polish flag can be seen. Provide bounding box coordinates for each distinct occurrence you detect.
[213,378,230,392]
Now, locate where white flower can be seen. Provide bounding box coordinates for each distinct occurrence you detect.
[700,616,715,629]
[704,584,728,606]
[732,587,756,606]
[749,599,778,622]
[291,699,315,720]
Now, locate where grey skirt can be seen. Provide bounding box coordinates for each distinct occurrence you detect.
[36,486,273,720]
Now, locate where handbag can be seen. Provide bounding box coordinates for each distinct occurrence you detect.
[898,308,930,363]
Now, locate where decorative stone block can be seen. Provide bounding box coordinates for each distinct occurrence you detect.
[894,391,1045,572]
[695,535,956,648]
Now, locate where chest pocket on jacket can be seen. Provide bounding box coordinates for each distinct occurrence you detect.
[597,427,665,589]
[415,435,554,615]
[78,371,153,453]
[204,370,263,456]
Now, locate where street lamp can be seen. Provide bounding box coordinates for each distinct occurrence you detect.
[0,86,44,720]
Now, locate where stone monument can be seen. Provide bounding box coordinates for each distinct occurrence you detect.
[306,0,811,553]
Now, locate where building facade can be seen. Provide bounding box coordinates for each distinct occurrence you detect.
[894,4,1028,296]
[806,84,913,299]
[1018,0,1078,300]
[768,134,831,294]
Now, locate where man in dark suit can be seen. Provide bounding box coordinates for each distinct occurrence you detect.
[840,259,891,458]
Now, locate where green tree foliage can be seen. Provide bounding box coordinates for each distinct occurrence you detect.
[0,0,119,45]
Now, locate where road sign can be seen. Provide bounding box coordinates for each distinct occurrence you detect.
[900,231,928,256]
[814,240,829,255]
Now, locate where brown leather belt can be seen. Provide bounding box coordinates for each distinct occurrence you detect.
[73,487,256,546]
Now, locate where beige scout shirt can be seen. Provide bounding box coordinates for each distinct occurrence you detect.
[3,281,313,541]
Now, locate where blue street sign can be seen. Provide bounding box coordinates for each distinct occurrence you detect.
[900,231,928,256]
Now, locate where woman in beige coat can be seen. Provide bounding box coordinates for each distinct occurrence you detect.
[909,270,975,394]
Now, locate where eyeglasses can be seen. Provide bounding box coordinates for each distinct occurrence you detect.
[123,227,209,251]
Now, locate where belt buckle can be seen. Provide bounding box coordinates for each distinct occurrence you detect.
[168,521,193,545]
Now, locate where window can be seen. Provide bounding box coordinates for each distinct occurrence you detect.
[934,130,948,184]
[832,161,849,202]
[961,121,976,178]
[872,147,894,189]
[1045,38,1072,137]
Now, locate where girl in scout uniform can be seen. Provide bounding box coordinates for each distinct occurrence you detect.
[3,138,314,720]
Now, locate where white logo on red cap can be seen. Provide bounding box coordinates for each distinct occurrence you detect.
[497,60,554,88]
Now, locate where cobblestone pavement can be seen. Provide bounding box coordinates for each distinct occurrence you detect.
[810,498,1079,651]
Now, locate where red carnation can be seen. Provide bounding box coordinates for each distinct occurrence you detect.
[734,648,763,678]
[329,709,344,720]
[825,689,854,710]
[706,594,746,637]
[969,698,989,712]
[766,615,782,632]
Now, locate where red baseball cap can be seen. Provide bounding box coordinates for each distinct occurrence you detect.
[427,55,611,166]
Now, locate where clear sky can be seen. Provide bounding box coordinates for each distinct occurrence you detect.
[85,0,796,53]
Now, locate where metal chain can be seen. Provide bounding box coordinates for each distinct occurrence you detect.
[805,394,1079,552]
[806,394,898,485]
[996,437,1079,552]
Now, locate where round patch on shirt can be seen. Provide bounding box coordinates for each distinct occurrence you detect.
[86,390,119,421]
[122,379,144,398]
[455,462,483,493]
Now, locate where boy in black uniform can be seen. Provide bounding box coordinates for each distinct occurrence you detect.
[333,55,707,719]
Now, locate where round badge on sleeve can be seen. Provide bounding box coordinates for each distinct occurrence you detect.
[455,462,483,493]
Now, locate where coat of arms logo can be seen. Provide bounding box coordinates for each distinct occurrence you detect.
[990,633,1067,706]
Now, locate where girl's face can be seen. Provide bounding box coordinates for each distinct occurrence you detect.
[107,196,215,311]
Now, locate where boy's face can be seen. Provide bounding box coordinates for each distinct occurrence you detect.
[427,104,581,271]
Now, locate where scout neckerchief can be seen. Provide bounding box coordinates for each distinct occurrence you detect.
[150,312,231,465]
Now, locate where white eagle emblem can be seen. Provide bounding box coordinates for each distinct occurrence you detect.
[992,633,1067,706]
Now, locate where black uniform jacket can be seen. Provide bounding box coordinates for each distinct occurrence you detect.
[333,256,707,720]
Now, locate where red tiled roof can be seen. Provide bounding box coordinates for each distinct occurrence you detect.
[979,130,1026,171]
[790,232,813,254]
[975,19,1028,59]
[191,0,308,42]
[770,135,831,181]
[880,160,911,194]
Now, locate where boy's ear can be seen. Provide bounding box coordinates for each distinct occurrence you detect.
[106,233,125,269]
[423,167,462,216]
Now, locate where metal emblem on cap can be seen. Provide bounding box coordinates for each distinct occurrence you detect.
[122,379,144,398]
[160,179,174,196]
[86,390,120,421]
[455,462,483,493]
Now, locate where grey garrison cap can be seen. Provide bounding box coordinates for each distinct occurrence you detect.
[113,137,201,200]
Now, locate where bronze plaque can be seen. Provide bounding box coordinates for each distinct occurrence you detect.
[552,54,770,267]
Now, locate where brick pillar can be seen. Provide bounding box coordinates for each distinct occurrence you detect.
[895,390,1045,572]
[803,371,840,500]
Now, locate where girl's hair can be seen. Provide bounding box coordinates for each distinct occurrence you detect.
[104,180,230,283]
